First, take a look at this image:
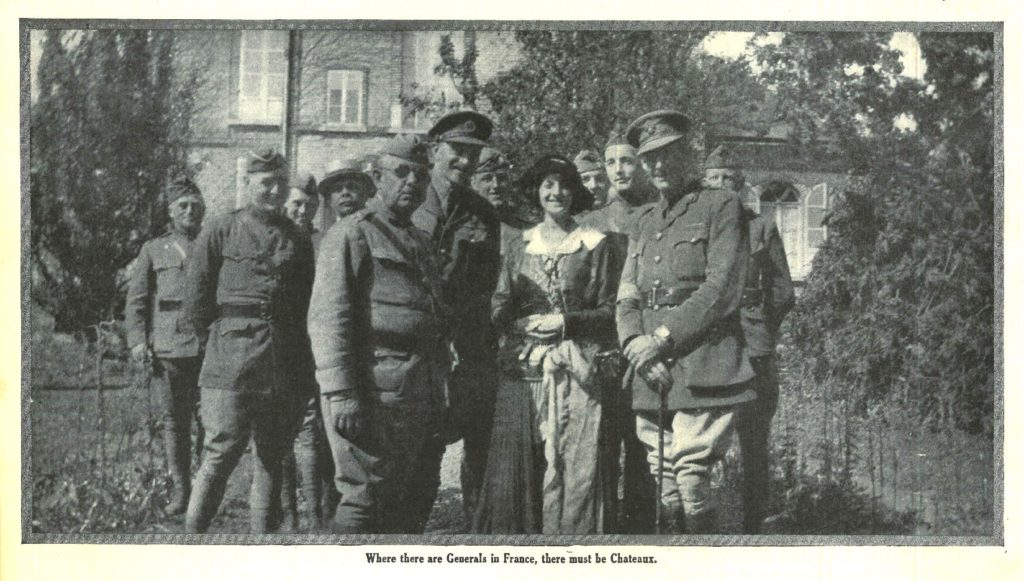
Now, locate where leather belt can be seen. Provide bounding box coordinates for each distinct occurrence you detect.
[219,302,275,320]
[374,329,444,353]
[158,299,182,312]
[640,286,695,310]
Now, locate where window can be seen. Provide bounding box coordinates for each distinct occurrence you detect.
[805,183,829,248]
[327,70,366,127]
[238,31,287,121]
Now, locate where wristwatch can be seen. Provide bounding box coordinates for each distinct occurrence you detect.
[652,325,673,351]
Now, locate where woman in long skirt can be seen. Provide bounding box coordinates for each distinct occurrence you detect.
[473,154,618,534]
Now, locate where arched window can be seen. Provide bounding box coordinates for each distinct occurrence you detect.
[760,180,801,202]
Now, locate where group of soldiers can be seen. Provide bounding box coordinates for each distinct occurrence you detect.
[126,106,794,535]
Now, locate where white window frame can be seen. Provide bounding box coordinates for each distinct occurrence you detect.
[326,69,367,129]
[237,30,287,122]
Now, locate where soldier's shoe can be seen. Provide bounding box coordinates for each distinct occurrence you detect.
[164,486,190,516]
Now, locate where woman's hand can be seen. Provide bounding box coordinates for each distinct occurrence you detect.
[524,313,564,337]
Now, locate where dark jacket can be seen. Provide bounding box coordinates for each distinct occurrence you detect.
[493,225,618,346]
[617,186,755,411]
[412,179,502,363]
[125,231,200,359]
[308,198,446,406]
[183,205,315,395]
[741,207,796,358]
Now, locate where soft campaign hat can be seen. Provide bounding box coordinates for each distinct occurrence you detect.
[522,154,595,216]
[428,110,494,147]
[475,147,511,174]
[378,135,431,167]
[626,110,693,156]
[573,150,604,174]
[165,176,202,205]
[246,148,286,173]
[318,159,374,196]
[704,145,742,170]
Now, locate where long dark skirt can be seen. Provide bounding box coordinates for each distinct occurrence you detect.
[472,373,604,534]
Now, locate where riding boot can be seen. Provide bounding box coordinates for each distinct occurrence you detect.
[279,453,300,532]
[165,427,192,515]
[685,508,718,534]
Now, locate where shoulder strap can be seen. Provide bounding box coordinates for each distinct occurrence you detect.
[363,215,446,315]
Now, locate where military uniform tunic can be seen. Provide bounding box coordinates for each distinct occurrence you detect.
[185,205,316,394]
[617,186,755,411]
[308,199,448,533]
[126,231,200,358]
[740,207,796,357]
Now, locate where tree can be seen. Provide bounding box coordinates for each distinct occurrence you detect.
[31,30,196,331]
[752,32,995,436]
[480,31,771,168]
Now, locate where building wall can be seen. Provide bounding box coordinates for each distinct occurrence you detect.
[177,30,522,216]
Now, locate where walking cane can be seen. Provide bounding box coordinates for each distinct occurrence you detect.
[656,383,667,534]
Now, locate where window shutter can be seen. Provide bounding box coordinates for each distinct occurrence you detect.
[235,156,247,209]
[806,183,828,248]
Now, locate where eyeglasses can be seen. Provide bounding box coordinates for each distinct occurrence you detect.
[380,163,430,182]
[174,201,204,210]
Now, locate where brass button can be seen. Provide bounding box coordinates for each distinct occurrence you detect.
[654,256,662,263]
[655,232,663,240]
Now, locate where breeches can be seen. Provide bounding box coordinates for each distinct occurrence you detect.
[194,389,293,513]
[635,406,737,516]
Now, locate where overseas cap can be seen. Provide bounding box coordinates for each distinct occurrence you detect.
[165,176,202,205]
[704,145,742,170]
[318,159,374,196]
[378,135,431,168]
[246,148,286,173]
[625,110,693,156]
[428,110,493,146]
[289,173,318,196]
[573,149,604,174]
[475,147,511,174]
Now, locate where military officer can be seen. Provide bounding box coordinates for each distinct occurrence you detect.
[412,111,502,530]
[125,176,206,515]
[183,149,316,534]
[703,145,795,533]
[308,135,447,533]
[617,110,755,534]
